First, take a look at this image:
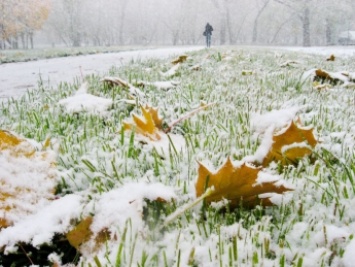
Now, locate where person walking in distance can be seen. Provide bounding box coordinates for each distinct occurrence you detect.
[203,22,213,48]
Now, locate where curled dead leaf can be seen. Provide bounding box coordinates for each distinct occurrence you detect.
[102,76,130,89]
[313,69,349,85]
[171,55,187,65]
[326,54,335,61]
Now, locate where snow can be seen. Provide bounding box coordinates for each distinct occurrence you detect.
[251,107,301,134]
[0,194,83,252]
[281,45,355,57]
[58,82,113,116]
[344,239,355,267]
[0,46,203,101]
[1,45,355,266]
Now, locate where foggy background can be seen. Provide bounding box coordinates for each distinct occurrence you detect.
[1,0,355,49]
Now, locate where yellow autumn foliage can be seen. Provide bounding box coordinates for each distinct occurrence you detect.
[0,130,57,227]
[195,158,292,208]
[123,105,163,141]
[262,121,317,167]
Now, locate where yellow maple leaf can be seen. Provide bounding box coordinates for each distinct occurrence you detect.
[262,121,317,167]
[123,106,163,141]
[0,130,57,227]
[195,158,292,208]
[0,130,35,157]
[66,217,94,250]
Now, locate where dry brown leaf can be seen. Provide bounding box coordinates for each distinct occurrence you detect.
[326,54,335,61]
[195,158,292,208]
[171,55,187,65]
[102,76,130,89]
[314,69,348,85]
[262,121,317,167]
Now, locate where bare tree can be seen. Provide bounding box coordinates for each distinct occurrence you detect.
[252,0,271,43]
[274,0,312,46]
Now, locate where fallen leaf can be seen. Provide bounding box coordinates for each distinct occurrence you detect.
[326,54,335,61]
[123,105,163,141]
[102,77,145,98]
[66,217,94,250]
[195,158,292,208]
[280,60,301,67]
[171,55,187,65]
[262,121,317,167]
[102,76,130,89]
[0,130,57,227]
[313,69,348,85]
[0,130,35,157]
[137,81,179,91]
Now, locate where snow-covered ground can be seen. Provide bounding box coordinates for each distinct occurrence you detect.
[1,45,355,266]
[0,46,204,101]
[1,45,355,102]
[280,45,355,57]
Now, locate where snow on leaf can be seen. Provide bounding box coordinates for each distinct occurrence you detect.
[102,76,145,98]
[59,93,113,115]
[0,130,35,158]
[313,69,349,85]
[66,183,175,254]
[137,81,179,91]
[262,121,317,167]
[0,130,58,227]
[102,76,130,89]
[58,83,113,115]
[195,158,292,209]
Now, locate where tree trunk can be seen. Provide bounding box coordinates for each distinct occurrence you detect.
[252,0,270,44]
[325,19,332,45]
[220,17,226,45]
[30,33,34,49]
[302,6,310,46]
[252,22,258,43]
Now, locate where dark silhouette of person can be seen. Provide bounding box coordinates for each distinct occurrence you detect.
[203,23,214,47]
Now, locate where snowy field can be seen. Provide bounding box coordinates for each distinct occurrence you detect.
[0,45,355,266]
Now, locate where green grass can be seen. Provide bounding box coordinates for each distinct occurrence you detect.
[0,46,355,266]
[0,45,157,64]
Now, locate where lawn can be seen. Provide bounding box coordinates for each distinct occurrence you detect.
[0,46,354,267]
[0,45,155,64]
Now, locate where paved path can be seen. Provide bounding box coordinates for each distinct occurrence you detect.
[0,46,203,101]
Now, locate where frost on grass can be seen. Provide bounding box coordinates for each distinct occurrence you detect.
[1,47,355,266]
[58,82,113,116]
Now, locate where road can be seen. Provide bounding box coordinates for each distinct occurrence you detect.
[0,46,203,101]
